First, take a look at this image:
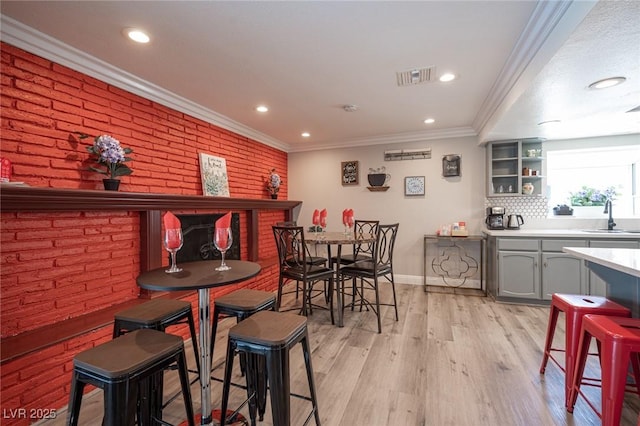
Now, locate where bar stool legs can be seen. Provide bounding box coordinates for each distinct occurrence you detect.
[210,289,277,421]
[220,310,321,426]
[568,314,640,425]
[539,293,630,407]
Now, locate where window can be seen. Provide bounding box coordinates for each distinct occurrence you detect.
[546,144,640,218]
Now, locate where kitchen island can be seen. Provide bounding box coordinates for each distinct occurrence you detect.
[562,247,640,317]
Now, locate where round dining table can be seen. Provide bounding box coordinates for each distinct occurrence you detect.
[306,231,376,327]
[137,259,261,426]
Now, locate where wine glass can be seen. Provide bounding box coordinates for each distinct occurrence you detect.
[214,227,233,271]
[346,215,354,239]
[319,216,327,240]
[312,215,320,238]
[163,228,183,273]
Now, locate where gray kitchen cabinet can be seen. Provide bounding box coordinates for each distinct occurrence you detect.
[497,238,540,299]
[588,239,640,296]
[493,237,589,301]
[541,239,588,300]
[498,250,540,298]
[541,253,587,299]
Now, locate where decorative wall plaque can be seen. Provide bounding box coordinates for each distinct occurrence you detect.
[341,161,359,186]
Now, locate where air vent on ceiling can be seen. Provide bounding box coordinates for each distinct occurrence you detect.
[396,67,435,86]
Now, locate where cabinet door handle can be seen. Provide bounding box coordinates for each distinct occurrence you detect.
[543,262,548,268]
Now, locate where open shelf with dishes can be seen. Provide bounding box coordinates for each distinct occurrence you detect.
[487,138,545,197]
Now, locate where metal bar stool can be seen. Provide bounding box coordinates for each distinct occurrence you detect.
[67,329,195,426]
[113,299,200,378]
[219,310,321,426]
[568,314,640,425]
[539,293,631,408]
[210,289,277,421]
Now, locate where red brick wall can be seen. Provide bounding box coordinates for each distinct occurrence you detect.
[0,42,286,423]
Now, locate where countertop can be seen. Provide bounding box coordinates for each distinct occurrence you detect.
[482,228,640,239]
[562,247,640,278]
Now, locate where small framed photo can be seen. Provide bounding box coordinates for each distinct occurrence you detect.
[404,176,425,196]
[341,160,359,186]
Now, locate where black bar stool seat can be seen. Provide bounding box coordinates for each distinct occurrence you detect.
[220,310,321,426]
[67,329,195,426]
[113,299,200,377]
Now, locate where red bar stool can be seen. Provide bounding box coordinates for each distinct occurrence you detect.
[568,314,640,425]
[539,293,631,407]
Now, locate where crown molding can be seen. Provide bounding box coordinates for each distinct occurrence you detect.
[473,0,597,141]
[0,16,291,152]
[289,126,477,153]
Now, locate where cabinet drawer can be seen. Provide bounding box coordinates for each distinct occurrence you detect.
[498,238,539,251]
[542,239,588,252]
[590,239,639,249]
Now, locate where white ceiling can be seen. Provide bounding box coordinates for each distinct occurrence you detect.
[1,1,639,153]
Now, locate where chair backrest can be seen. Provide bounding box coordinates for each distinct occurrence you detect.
[373,223,399,268]
[272,225,310,269]
[353,220,379,257]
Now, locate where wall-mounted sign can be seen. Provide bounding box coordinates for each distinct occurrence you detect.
[442,154,461,177]
[341,161,359,186]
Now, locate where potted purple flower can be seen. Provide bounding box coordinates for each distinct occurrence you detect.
[77,133,133,191]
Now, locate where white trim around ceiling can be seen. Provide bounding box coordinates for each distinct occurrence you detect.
[473,0,597,144]
[0,16,291,152]
[288,127,477,153]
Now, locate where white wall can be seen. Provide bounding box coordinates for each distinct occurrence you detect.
[288,136,486,286]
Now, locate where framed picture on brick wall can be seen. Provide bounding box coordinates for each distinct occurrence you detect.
[199,153,230,197]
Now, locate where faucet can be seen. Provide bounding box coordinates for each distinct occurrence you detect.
[603,199,616,230]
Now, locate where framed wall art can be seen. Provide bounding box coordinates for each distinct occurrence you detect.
[199,153,230,197]
[404,176,425,196]
[341,160,359,186]
[442,154,461,177]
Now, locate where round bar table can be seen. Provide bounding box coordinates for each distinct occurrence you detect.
[137,259,261,426]
[306,231,375,327]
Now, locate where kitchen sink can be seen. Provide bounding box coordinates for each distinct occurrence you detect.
[581,229,640,233]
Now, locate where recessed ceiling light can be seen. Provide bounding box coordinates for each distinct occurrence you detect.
[439,73,456,82]
[301,132,310,138]
[424,118,435,124]
[256,105,269,113]
[125,29,150,44]
[588,77,626,90]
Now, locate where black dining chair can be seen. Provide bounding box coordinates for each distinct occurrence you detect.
[272,225,335,323]
[330,219,379,266]
[276,221,328,301]
[339,223,399,333]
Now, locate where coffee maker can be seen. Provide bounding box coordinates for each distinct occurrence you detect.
[485,206,506,230]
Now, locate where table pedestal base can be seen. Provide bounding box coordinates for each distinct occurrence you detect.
[179,411,248,426]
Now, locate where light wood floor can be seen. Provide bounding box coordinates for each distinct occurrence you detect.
[39,283,640,425]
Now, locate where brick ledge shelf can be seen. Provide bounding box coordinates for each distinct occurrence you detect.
[0,185,301,267]
[0,186,299,363]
